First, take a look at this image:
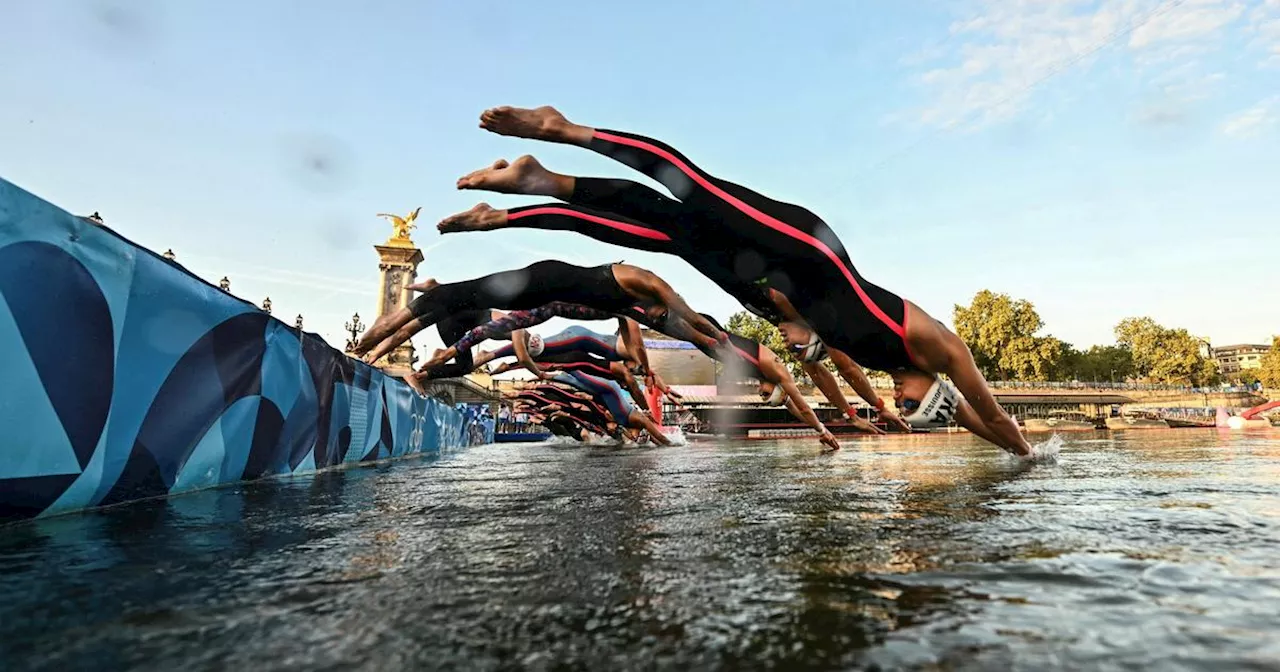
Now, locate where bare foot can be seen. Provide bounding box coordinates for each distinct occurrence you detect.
[404,278,438,293]
[456,155,564,196]
[404,372,428,398]
[479,105,575,141]
[437,203,507,234]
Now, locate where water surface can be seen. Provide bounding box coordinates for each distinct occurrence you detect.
[2,429,1279,670]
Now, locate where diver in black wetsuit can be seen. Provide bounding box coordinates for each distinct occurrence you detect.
[350,259,725,365]
[436,105,1033,458]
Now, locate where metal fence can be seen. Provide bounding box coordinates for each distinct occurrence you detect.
[863,378,1263,394]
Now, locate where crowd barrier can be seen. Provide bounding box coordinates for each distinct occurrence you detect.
[0,177,487,521]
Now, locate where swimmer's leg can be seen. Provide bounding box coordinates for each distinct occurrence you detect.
[353,306,415,357]
[439,201,675,255]
[454,155,694,238]
[477,106,819,232]
[361,316,431,364]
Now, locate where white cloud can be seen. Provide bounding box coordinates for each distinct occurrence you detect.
[1249,0,1280,65]
[1129,0,1246,49]
[1219,95,1280,136]
[910,0,1254,130]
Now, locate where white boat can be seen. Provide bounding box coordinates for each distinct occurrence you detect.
[1105,411,1170,430]
[1024,411,1099,433]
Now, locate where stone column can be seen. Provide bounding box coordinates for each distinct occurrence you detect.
[372,210,425,378]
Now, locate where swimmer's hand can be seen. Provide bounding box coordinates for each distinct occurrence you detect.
[844,412,886,435]
[819,430,840,453]
[877,408,912,433]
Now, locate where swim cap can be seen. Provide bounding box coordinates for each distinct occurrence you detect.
[903,378,961,428]
[527,334,544,357]
[795,332,828,363]
[764,384,786,406]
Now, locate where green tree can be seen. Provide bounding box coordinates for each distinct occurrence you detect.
[1070,345,1136,382]
[1114,317,1218,385]
[952,290,1063,381]
[1258,336,1280,388]
[724,311,805,379]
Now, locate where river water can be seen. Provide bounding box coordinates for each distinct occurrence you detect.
[2,429,1279,671]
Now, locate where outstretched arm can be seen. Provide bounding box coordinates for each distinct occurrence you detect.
[650,371,685,408]
[628,409,672,446]
[936,334,1032,457]
[804,362,884,435]
[952,401,1010,448]
[827,348,911,432]
[618,366,650,412]
[510,330,547,379]
[619,317,651,374]
[768,359,838,452]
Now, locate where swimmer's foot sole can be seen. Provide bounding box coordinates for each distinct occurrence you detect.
[479,106,593,146]
[456,155,569,197]
[404,372,428,398]
[437,203,507,234]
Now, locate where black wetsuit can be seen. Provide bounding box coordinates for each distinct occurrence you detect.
[407,260,635,327]
[425,308,499,380]
[539,350,620,381]
[499,130,913,372]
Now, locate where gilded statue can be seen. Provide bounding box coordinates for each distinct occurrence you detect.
[378,207,422,244]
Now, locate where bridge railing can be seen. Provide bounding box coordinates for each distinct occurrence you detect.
[862,379,1263,394]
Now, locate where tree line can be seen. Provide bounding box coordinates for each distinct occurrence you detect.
[952,290,1278,387]
[722,292,1279,387]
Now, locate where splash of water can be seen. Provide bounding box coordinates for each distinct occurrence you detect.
[1025,433,1064,463]
[662,427,688,447]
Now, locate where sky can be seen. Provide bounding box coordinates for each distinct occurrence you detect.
[2,0,1278,358]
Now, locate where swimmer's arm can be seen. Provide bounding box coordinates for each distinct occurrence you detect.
[511,330,547,379]
[953,400,1009,449]
[620,367,650,412]
[775,368,838,450]
[804,362,854,418]
[828,349,910,432]
[628,409,671,446]
[619,318,651,375]
[651,371,685,407]
[807,364,883,434]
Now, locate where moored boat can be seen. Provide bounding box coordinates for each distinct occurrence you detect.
[1024,411,1099,432]
[1105,411,1170,430]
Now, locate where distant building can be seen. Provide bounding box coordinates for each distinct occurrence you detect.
[1212,344,1271,376]
[642,328,716,385]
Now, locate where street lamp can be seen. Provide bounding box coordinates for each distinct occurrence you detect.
[295,314,304,330]
[344,312,364,352]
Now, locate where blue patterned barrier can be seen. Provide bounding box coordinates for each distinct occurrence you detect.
[0,177,483,521]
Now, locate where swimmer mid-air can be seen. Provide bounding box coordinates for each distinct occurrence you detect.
[349,259,726,366]
[439,105,1033,457]
[414,301,852,450]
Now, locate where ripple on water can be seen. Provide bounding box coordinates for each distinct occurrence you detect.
[1,433,1279,671]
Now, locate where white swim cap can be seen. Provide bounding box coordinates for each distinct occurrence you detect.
[903,378,961,428]
[764,384,786,406]
[526,333,544,357]
[795,332,828,363]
